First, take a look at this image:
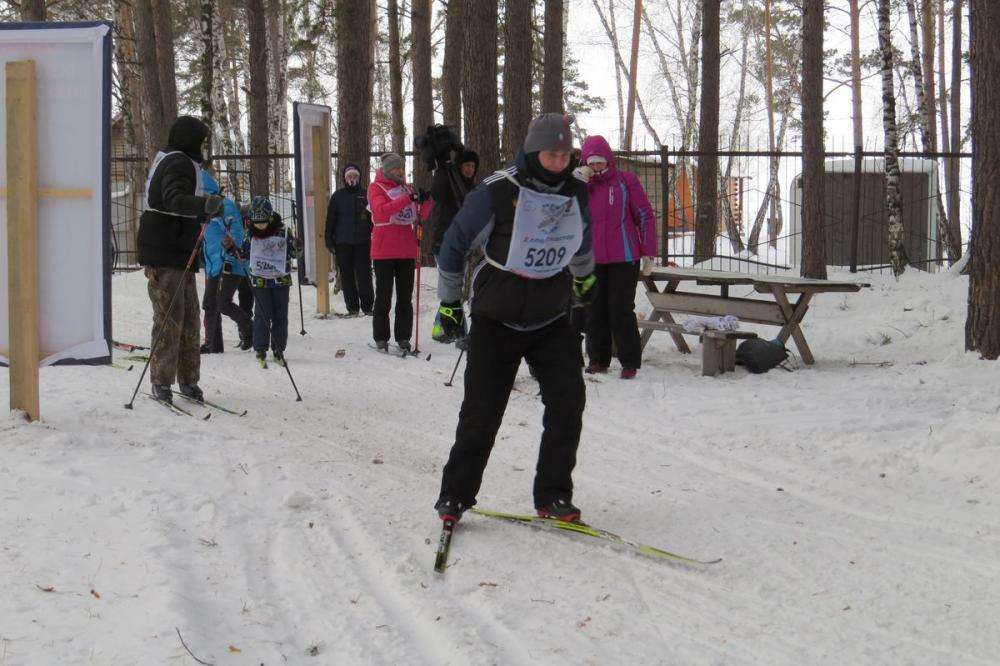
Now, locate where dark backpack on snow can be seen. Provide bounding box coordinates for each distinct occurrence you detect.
[735,338,789,374]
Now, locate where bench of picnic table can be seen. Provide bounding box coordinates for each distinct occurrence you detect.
[636,319,758,377]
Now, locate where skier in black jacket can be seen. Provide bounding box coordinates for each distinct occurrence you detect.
[137,115,224,405]
[433,114,597,525]
[324,163,374,315]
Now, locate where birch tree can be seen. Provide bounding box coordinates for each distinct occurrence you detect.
[879,0,908,277]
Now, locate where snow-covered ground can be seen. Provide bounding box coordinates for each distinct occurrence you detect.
[1,267,997,665]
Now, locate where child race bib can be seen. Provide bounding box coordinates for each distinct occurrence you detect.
[492,174,583,279]
[249,235,288,279]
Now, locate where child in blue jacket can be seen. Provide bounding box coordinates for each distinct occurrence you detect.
[201,169,253,352]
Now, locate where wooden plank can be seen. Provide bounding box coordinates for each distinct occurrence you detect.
[701,337,722,377]
[646,291,787,326]
[769,287,816,365]
[635,319,756,340]
[645,266,756,285]
[6,60,40,421]
[0,186,91,199]
[311,125,331,316]
[752,281,864,294]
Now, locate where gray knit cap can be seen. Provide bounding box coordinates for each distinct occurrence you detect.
[380,152,405,175]
[523,113,576,153]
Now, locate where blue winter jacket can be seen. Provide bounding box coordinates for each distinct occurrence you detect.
[201,171,247,278]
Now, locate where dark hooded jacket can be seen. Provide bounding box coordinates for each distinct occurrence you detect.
[324,163,372,248]
[436,149,594,329]
[137,116,213,268]
[430,149,479,255]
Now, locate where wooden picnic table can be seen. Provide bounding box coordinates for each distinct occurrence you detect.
[637,266,870,366]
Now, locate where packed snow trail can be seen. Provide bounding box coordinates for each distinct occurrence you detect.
[1,268,997,664]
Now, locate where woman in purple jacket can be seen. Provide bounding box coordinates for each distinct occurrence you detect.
[578,135,657,379]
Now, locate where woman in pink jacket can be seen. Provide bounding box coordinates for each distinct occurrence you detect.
[578,135,656,379]
[367,153,433,351]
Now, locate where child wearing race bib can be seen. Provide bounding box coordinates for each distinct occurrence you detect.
[432,113,597,526]
[243,196,295,368]
[366,152,434,352]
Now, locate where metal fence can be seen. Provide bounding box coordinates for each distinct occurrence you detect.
[111,139,972,276]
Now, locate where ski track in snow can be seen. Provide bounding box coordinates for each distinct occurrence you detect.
[1,268,998,665]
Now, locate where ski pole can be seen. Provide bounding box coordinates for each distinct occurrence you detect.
[125,223,209,410]
[237,257,303,402]
[291,200,306,335]
[444,348,464,387]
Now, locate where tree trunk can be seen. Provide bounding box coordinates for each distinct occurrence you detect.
[542,0,564,114]
[693,0,720,265]
[720,25,749,254]
[200,0,215,157]
[938,0,950,158]
[22,0,45,21]
[388,0,405,153]
[152,0,178,126]
[849,0,864,149]
[411,0,433,188]
[442,0,465,132]
[265,0,290,193]
[503,0,534,161]
[134,0,167,156]
[949,0,962,245]
[218,17,247,156]
[966,0,1000,358]
[623,0,642,150]
[247,0,270,196]
[463,0,500,175]
[210,7,237,196]
[800,0,827,279]
[337,0,375,183]
[763,0,778,248]
[749,115,787,253]
[879,0,908,277]
[609,1,625,141]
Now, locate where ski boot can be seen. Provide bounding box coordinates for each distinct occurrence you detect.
[151,384,173,404]
[272,350,286,367]
[398,341,412,353]
[256,350,268,368]
[536,498,582,523]
[179,383,204,402]
[435,497,466,523]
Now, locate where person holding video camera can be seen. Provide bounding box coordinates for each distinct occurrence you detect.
[367,153,434,352]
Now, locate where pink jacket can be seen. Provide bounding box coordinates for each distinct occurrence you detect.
[367,170,433,260]
[580,135,657,264]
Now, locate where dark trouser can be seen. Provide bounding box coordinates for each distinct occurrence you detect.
[253,285,290,353]
[202,275,224,352]
[586,261,642,369]
[336,242,374,313]
[146,267,200,387]
[218,273,254,343]
[439,314,586,508]
[237,278,253,318]
[372,258,415,343]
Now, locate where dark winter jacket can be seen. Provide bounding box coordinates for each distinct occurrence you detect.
[137,116,212,268]
[324,163,372,248]
[429,150,478,255]
[437,149,594,330]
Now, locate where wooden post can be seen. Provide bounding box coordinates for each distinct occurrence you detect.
[311,125,331,316]
[6,61,40,421]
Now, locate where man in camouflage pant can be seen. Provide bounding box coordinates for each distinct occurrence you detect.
[136,116,223,404]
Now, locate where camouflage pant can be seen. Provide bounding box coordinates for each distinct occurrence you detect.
[145,267,200,387]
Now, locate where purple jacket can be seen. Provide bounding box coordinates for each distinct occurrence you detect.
[580,135,657,264]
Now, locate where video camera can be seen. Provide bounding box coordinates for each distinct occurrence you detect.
[415,124,464,171]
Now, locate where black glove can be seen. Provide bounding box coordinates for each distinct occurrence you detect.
[204,195,224,216]
[438,301,464,340]
[410,189,432,204]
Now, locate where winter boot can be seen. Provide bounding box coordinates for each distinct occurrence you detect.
[398,341,412,353]
[585,362,609,374]
[536,498,582,523]
[256,350,268,368]
[435,497,467,523]
[179,383,204,402]
[151,384,173,404]
[272,350,286,367]
[374,340,389,351]
[620,368,637,380]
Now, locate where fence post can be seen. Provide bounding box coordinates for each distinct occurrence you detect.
[659,144,670,265]
[850,145,863,273]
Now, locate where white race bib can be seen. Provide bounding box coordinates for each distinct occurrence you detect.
[499,178,583,279]
[375,183,417,226]
[249,235,288,279]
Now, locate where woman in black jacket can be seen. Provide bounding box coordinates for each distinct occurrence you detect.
[324,163,374,315]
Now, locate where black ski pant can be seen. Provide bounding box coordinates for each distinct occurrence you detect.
[237,277,253,318]
[252,285,290,353]
[439,314,586,509]
[204,274,254,349]
[372,258,414,344]
[586,261,642,369]
[336,242,375,313]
